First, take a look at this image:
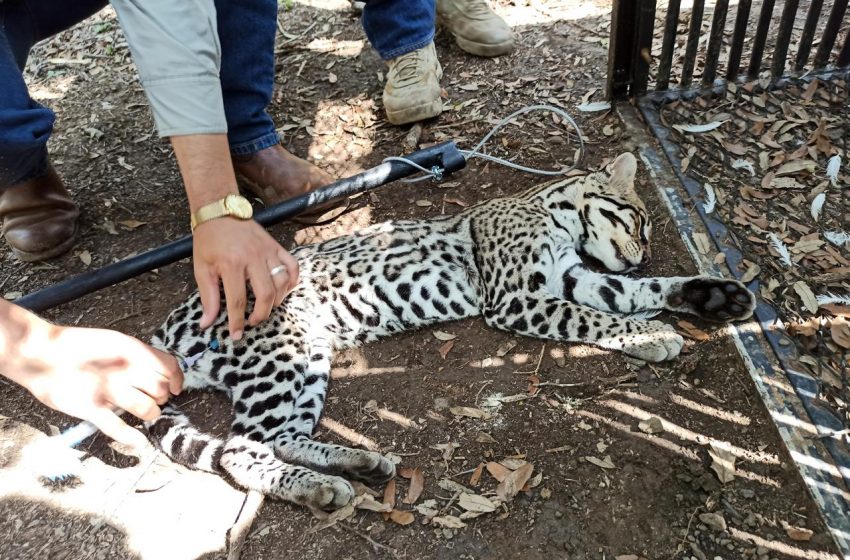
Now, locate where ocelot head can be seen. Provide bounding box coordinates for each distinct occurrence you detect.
[578,153,652,272]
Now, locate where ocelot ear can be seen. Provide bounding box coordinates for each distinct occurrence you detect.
[608,153,638,194]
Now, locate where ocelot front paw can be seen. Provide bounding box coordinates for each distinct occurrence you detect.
[339,450,396,486]
[289,472,355,511]
[670,277,755,322]
[612,321,684,362]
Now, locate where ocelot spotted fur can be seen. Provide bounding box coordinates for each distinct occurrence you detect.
[147,153,755,511]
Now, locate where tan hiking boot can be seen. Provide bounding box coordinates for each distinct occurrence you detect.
[383,42,443,126]
[437,0,514,57]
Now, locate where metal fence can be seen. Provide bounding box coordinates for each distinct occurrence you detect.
[608,0,850,98]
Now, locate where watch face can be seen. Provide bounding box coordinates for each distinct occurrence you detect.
[225,195,253,219]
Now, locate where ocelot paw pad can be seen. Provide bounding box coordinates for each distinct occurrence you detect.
[672,277,755,322]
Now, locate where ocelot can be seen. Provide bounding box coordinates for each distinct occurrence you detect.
[147,153,755,510]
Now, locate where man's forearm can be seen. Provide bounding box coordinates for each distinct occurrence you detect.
[171,134,239,213]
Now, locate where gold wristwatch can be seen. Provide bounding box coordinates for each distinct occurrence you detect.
[190,194,254,231]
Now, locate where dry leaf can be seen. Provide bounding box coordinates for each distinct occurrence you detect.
[432,330,456,341]
[353,494,392,513]
[457,493,497,513]
[785,525,814,541]
[829,317,850,349]
[677,320,710,341]
[431,515,466,529]
[708,441,736,483]
[475,431,497,444]
[495,340,517,357]
[118,219,147,229]
[415,199,433,207]
[499,458,528,470]
[486,461,511,482]
[307,503,355,533]
[77,250,92,266]
[382,479,396,521]
[388,510,415,525]
[3,291,22,300]
[496,463,534,501]
[469,463,484,487]
[584,455,616,470]
[402,467,424,504]
[438,340,455,359]
[449,406,491,420]
[794,281,819,314]
[775,160,816,176]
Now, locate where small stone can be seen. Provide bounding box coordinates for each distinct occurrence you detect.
[638,417,665,434]
[433,398,450,410]
[699,512,727,532]
[740,489,755,499]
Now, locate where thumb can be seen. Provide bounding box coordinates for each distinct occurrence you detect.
[87,408,150,450]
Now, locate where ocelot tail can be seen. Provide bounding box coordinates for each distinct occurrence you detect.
[147,153,755,511]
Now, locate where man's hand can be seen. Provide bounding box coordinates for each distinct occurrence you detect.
[171,134,299,338]
[0,302,183,448]
[193,218,298,338]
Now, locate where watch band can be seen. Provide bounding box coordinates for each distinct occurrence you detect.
[190,194,253,231]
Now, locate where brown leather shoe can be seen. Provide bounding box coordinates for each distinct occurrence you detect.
[0,167,79,262]
[232,144,347,224]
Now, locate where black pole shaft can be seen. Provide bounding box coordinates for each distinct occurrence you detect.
[702,0,729,86]
[679,0,705,89]
[16,142,466,312]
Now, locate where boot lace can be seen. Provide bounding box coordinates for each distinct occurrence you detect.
[389,49,424,88]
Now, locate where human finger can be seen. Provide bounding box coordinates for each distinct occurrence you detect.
[130,370,171,405]
[146,346,184,395]
[277,248,300,297]
[247,262,276,327]
[86,408,150,449]
[221,266,248,340]
[107,384,161,422]
[195,262,222,330]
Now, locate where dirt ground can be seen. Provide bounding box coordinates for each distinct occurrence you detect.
[0,1,843,559]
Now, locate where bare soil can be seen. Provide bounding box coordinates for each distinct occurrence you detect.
[0,1,841,559]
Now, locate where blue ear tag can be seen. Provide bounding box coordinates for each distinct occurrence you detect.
[180,338,220,370]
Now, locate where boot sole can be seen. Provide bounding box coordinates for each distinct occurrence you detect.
[385,99,444,126]
[9,226,78,263]
[452,35,514,58]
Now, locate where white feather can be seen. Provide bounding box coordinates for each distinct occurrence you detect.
[769,233,793,267]
[731,159,756,176]
[626,310,663,321]
[824,230,850,246]
[826,154,841,186]
[673,121,726,134]
[702,183,717,214]
[816,292,850,306]
[577,101,611,112]
[810,193,826,222]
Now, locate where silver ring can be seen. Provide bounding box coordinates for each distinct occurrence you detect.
[269,265,286,277]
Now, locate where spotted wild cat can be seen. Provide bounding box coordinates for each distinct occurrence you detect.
[146,153,755,511]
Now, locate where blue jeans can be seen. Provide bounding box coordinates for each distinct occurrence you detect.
[0,0,435,187]
[362,0,435,60]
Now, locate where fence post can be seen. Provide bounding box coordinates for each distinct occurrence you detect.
[607,0,657,98]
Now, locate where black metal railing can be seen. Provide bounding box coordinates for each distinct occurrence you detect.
[608,0,850,98]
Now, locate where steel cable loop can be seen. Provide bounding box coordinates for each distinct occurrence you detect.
[383,104,586,183]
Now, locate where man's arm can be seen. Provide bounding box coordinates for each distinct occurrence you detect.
[108,0,299,334]
[170,134,299,340]
[0,300,183,447]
